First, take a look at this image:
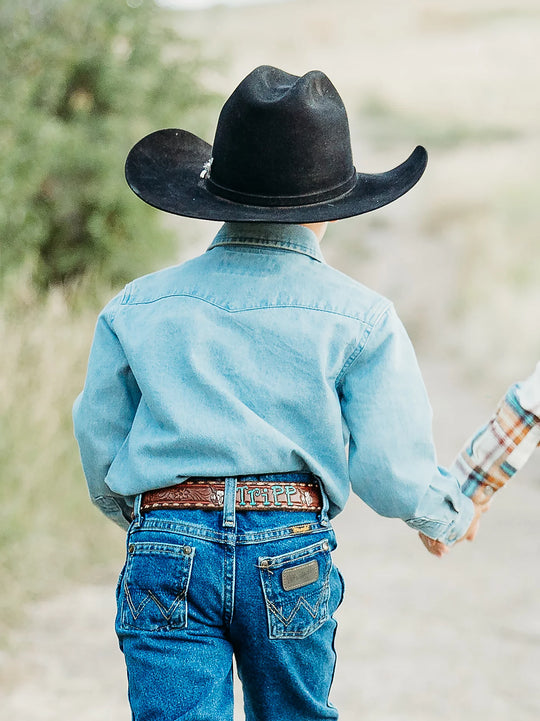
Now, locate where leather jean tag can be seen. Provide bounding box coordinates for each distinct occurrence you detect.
[281,560,319,591]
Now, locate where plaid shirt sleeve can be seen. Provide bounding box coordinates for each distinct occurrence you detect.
[451,375,540,504]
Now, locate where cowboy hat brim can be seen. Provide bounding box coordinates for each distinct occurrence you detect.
[125,129,428,223]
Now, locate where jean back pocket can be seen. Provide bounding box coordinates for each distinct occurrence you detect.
[259,537,333,640]
[118,540,195,632]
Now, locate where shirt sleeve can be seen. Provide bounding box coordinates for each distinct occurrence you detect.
[451,364,540,505]
[516,361,540,416]
[73,294,141,529]
[338,303,475,545]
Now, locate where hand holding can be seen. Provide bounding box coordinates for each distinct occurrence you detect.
[418,499,490,557]
[462,498,490,542]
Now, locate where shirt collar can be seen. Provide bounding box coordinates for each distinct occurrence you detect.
[207,222,325,263]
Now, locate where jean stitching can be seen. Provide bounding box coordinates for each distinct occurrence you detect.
[259,542,333,639]
[138,521,229,544]
[258,538,330,566]
[124,583,186,624]
[139,518,330,545]
[267,581,330,627]
[124,582,152,621]
[121,543,194,631]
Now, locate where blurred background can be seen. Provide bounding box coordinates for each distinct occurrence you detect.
[1,0,539,719]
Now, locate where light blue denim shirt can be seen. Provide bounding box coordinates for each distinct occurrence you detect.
[73,222,474,541]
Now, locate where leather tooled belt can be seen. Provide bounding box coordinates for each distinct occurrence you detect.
[140,478,323,513]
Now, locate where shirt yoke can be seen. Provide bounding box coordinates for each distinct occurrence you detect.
[118,250,390,329]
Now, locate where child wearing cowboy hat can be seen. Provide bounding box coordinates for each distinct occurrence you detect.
[73,65,487,721]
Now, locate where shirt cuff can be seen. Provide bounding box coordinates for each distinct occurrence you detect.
[405,487,475,546]
[91,494,133,530]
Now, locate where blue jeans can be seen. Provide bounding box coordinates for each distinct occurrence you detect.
[115,474,345,720]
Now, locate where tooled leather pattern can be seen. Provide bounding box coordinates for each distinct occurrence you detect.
[141,481,321,511]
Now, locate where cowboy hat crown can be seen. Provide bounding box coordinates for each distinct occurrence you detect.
[206,66,356,206]
[125,65,427,222]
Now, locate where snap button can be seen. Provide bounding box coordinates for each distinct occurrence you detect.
[183,546,192,555]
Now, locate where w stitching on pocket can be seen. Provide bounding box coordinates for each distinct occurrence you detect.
[124,584,186,625]
[265,584,329,630]
[259,538,333,640]
[120,541,195,632]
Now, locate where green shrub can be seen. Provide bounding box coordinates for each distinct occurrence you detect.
[0,0,218,290]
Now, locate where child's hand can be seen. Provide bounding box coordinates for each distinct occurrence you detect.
[418,500,490,557]
[418,532,449,557]
[462,499,491,542]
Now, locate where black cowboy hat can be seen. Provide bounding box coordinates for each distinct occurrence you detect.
[125,65,427,223]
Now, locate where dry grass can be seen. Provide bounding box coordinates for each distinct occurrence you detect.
[0,277,125,632]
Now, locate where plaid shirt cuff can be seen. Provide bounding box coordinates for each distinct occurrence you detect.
[451,386,540,504]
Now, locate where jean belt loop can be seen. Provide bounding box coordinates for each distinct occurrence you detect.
[317,477,330,526]
[222,477,237,528]
[132,493,143,527]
